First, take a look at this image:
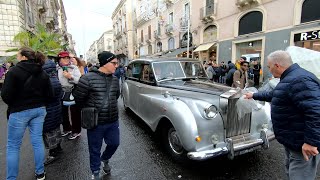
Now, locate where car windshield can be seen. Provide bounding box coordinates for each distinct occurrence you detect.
[152,61,207,81]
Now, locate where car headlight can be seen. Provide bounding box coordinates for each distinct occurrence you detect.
[204,105,218,119]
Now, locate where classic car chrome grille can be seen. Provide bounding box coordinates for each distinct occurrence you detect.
[226,98,251,138]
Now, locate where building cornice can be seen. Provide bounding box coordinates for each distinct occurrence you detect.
[112,0,126,19]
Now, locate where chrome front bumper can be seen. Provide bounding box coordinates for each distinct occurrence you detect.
[187,129,275,160]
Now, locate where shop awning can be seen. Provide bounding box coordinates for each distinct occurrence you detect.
[193,42,216,52]
[165,46,195,57]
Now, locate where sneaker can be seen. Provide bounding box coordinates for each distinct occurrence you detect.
[44,155,59,165]
[61,131,72,137]
[91,172,100,180]
[102,160,111,175]
[35,172,45,180]
[68,133,81,140]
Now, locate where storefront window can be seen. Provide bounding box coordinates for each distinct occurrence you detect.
[236,40,262,61]
[295,40,320,52]
[235,40,263,84]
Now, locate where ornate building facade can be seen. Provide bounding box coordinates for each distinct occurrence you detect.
[131,0,320,82]
[0,0,74,62]
[86,30,114,63]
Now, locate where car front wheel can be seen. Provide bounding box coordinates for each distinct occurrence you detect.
[161,124,189,163]
[122,94,129,112]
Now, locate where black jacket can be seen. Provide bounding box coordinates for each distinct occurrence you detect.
[1,60,53,113]
[253,64,320,151]
[73,69,120,124]
[42,60,63,132]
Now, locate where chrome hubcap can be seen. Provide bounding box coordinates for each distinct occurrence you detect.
[168,128,183,155]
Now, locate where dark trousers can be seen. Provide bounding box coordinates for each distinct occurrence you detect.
[254,74,260,87]
[62,105,81,133]
[87,121,120,173]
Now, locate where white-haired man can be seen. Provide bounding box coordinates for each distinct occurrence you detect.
[245,50,320,180]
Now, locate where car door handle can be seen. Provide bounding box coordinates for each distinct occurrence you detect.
[135,85,142,88]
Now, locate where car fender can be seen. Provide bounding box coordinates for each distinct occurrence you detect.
[121,82,128,101]
[157,97,199,151]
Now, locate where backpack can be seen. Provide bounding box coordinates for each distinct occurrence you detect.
[226,69,241,86]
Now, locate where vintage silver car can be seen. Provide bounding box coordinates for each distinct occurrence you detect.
[121,57,275,162]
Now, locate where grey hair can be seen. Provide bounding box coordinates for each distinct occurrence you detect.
[267,50,293,68]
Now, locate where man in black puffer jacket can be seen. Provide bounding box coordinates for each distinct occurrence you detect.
[245,50,320,180]
[73,51,120,179]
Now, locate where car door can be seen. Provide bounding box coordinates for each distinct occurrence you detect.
[138,62,159,123]
[125,61,143,113]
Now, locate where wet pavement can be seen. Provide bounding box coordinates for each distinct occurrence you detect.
[1,98,319,180]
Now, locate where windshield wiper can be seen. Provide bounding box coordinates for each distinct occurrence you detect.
[158,77,175,81]
[182,77,207,80]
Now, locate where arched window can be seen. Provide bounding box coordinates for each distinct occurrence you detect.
[157,42,162,52]
[203,25,217,43]
[301,0,320,23]
[168,38,175,50]
[238,11,263,36]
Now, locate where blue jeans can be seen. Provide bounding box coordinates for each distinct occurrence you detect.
[285,146,320,180]
[87,121,120,173]
[6,107,47,180]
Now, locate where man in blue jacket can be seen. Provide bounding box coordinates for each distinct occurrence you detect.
[245,50,320,180]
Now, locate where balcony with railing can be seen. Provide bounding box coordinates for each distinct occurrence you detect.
[165,23,174,35]
[236,0,260,8]
[136,10,156,27]
[200,4,216,23]
[154,30,161,40]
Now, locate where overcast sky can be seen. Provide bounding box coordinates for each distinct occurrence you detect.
[63,0,120,57]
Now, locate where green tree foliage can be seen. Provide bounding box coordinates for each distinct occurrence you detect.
[6,23,67,61]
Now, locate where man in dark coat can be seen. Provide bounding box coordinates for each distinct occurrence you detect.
[73,51,120,180]
[42,59,63,165]
[245,50,320,180]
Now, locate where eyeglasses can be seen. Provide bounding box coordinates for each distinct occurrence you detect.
[109,61,119,66]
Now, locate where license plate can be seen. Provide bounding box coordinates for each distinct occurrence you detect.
[238,146,261,155]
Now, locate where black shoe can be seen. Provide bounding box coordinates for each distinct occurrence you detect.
[44,155,59,165]
[35,172,46,180]
[102,161,111,175]
[54,145,63,154]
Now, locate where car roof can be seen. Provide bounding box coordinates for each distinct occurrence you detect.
[130,57,200,63]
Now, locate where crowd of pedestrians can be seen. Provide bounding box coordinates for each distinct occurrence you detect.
[206,56,262,89]
[1,48,123,180]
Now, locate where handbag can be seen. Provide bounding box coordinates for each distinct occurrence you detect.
[81,77,111,129]
[62,87,75,106]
